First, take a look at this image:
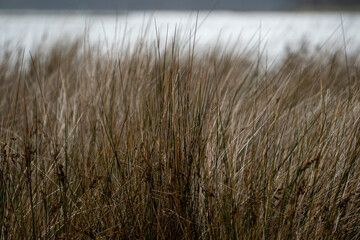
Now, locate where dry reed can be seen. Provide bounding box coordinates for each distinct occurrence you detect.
[0,32,360,239]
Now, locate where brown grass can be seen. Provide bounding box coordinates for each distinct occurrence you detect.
[0,34,360,239]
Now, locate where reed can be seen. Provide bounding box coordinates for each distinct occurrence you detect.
[0,33,359,239]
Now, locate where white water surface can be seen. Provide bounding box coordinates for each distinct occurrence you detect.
[0,11,360,57]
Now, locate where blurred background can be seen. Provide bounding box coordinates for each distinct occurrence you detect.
[1,0,359,11]
[0,0,359,58]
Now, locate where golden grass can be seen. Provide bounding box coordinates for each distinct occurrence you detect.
[0,35,360,239]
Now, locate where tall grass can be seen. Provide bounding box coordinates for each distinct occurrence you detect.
[0,33,360,239]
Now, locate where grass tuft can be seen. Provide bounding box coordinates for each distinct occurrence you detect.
[0,33,360,239]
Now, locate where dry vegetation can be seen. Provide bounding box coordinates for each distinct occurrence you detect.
[0,33,360,239]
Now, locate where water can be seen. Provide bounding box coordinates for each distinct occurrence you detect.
[1,11,360,57]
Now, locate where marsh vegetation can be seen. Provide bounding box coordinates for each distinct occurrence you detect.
[0,33,360,239]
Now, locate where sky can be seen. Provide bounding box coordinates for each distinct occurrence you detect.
[0,0,359,11]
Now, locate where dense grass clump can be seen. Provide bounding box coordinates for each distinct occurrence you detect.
[0,36,360,239]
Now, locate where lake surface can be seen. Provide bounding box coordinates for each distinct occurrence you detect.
[1,11,360,57]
